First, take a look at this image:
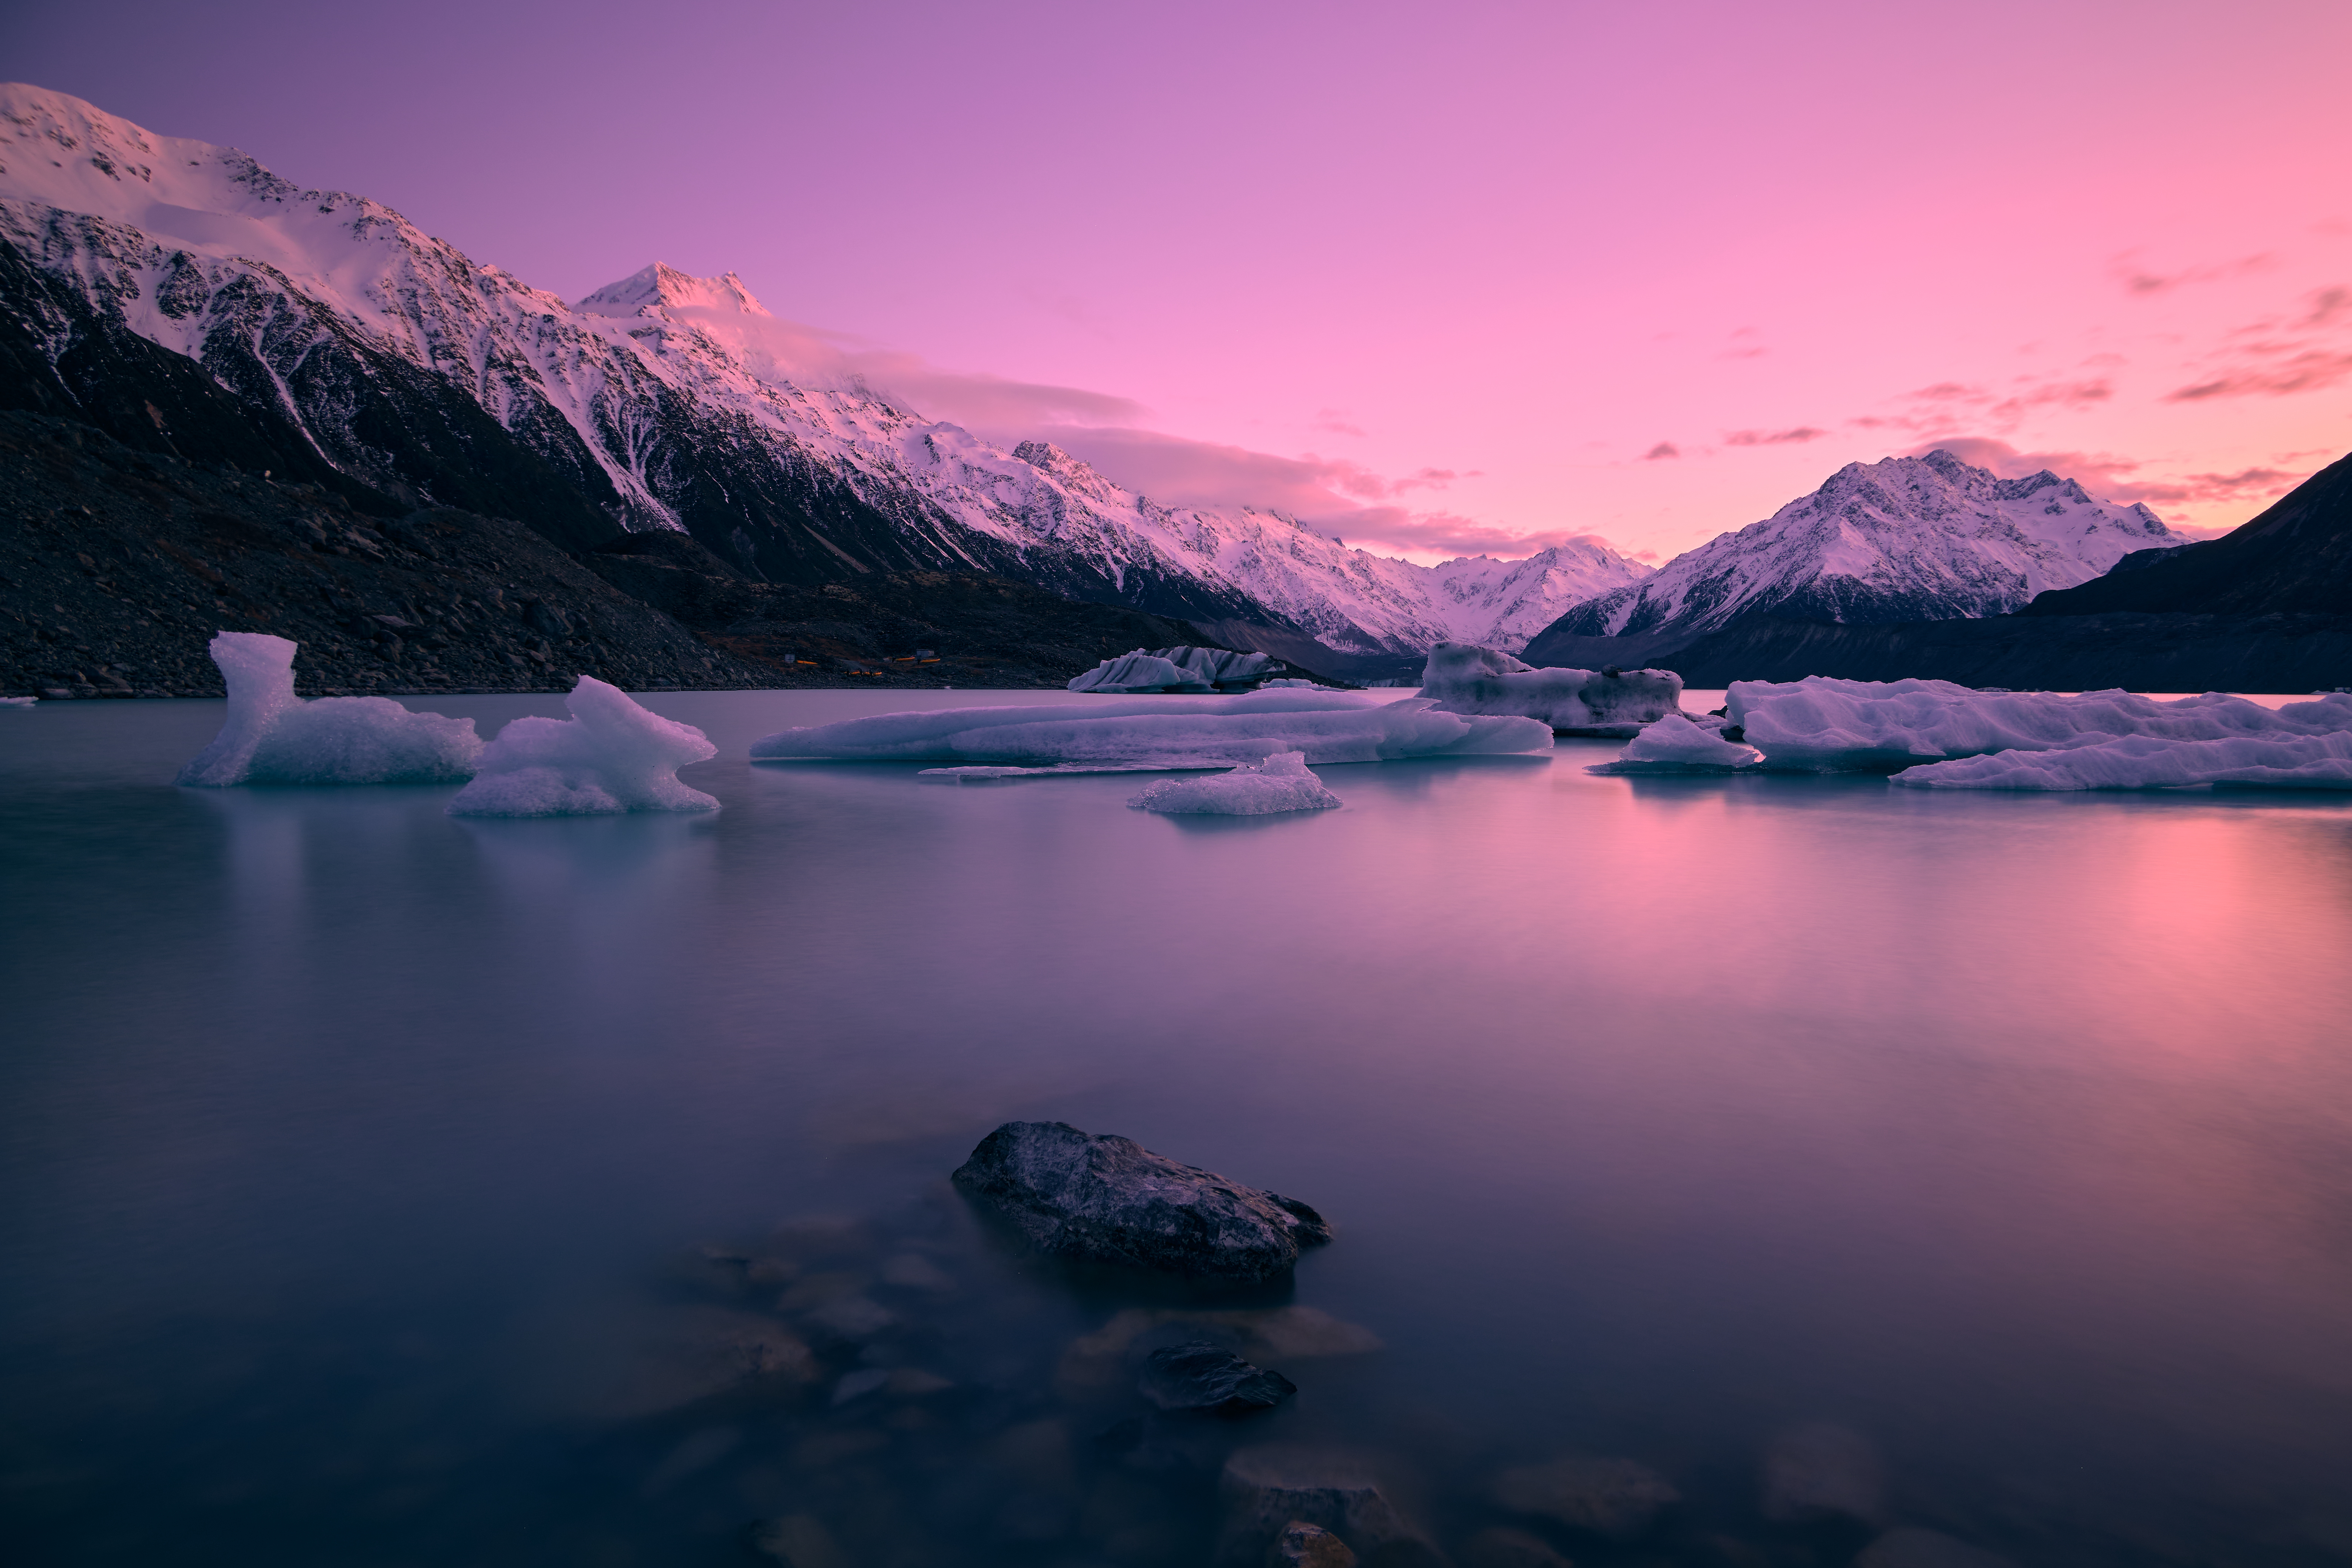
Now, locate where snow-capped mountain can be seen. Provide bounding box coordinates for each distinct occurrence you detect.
[1536,451,2184,644]
[0,85,1643,656]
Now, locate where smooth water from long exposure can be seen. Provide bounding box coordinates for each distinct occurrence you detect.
[5,691,2351,1567]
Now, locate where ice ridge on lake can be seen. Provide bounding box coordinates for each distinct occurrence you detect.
[1588,713,1765,774]
[1068,646,1278,693]
[446,676,719,816]
[175,632,482,786]
[1892,700,2352,791]
[1726,679,2352,774]
[1128,752,1344,815]
[1418,643,1682,735]
[749,691,1553,768]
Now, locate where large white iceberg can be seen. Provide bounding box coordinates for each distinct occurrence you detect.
[1729,678,2352,773]
[750,690,1552,768]
[176,632,482,787]
[1418,642,1682,735]
[447,675,719,816]
[1893,717,2352,791]
[1068,646,1278,693]
[1588,712,1764,774]
[1128,752,1343,815]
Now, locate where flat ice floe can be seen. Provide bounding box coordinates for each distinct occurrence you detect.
[1128,752,1343,815]
[749,691,1552,768]
[1728,678,2352,774]
[1418,643,1682,735]
[176,632,482,786]
[1893,723,2352,791]
[1067,646,1277,693]
[1588,713,1764,774]
[447,676,719,816]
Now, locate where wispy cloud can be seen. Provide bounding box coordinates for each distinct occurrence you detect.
[2111,251,2275,294]
[1643,441,1681,460]
[1724,426,1827,446]
[1310,408,1368,437]
[2165,283,2352,400]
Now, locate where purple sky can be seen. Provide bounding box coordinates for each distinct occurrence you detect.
[9,0,2350,561]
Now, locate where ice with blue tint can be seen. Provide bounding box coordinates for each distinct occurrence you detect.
[174,631,482,786]
[1417,642,1683,735]
[750,690,1552,768]
[1730,678,2352,774]
[1129,751,1343,815]
[1588,712,1764,774]
[446,676,718,816]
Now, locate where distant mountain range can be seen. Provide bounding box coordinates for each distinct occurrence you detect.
[0,85,1646,667]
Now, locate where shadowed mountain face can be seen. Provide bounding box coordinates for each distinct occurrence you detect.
[2023,453,2352,618]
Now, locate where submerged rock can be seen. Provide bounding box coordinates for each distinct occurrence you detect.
[1493,1454,1679,1539]
[1272,1519,1360,1567]
[1058,1304,1382,1395]
[1760,1423,1885,1525]
[1138,1341,1298,1414]
[951,1121,1333,1282]
[1218,1446,1425,1566]
[1458,1526,1574,1568]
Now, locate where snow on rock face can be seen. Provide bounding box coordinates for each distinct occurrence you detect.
[1729,678,2352,773]
[446,675,717,816]
[1542,450,2184,643]
[748,691,1553,768]
[175,632,481,786]
[1069,646,1276,693]
[1419,642,1683,735]
[1128,751,1343,815]
[950,1120,1333,1282]
[1587,713,1763,774]
[0,85,1649,657]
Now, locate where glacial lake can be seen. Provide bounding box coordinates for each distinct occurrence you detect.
[5,688,2351,1567]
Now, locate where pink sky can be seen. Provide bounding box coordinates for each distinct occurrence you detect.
[10,0,2350,563]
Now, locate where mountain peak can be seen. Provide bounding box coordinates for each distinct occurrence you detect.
[576,262,770,319]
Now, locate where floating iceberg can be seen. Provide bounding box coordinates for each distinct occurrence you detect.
[447,675,719,816]
[176,632,482,787]
[1,695,36,708]
[1729,678,2352,773]
[1894,723,2352,792]
[1128,752,1343,815]
[1587,713,1764,774]
[1068,646,1278,693]
[1418,642,1682,735]
[750,691,1552,768]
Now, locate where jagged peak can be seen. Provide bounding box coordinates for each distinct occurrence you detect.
[575,262,770,319]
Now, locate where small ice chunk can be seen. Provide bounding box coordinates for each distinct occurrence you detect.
[1419,643,1682,735]
[1587,712,1763,773]
[1892,727,2352,791]
[176,632,481,786]
[1,695,38,708]
[1129,751,1342,815]
[752,690,1551,767]
[1069,645,1277,693]
[447,675,718,816]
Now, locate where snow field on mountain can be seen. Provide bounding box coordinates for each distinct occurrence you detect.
[748,691,1553,768]
[176,632,482,786]
[447,677,719,816]
[1418,643,1683,735]
[1127,751,1344,815]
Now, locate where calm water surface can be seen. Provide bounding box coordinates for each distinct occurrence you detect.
[4,689,2351,1567]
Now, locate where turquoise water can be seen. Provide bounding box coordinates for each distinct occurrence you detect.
[4,691,2351,1566]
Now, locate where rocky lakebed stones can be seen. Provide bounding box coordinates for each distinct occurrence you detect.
[950,1120,1336,1283]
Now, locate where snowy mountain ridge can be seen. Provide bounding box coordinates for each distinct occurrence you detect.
[1539,450,2185,644]
[0,85,1646,655]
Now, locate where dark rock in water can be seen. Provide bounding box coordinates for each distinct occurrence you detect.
[1493,1454,1679,1538]
[1272,1519,1359,1567]
[1854,1528,2019,1568]
[1218,1445,1425,1566]
[951,1121,1333,1282]
[1139,1340,1298,1414]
